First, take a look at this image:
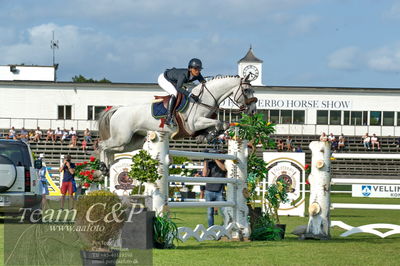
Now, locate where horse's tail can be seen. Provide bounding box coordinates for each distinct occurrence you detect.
[97,107,119,140]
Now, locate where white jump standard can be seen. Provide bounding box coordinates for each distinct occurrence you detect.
[143,131,250,241]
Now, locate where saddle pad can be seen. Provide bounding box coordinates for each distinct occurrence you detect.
[151,95,189,119]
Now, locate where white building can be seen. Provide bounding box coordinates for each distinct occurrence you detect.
[1,49,400,136]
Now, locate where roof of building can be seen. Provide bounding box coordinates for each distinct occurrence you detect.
[238,47,263,63]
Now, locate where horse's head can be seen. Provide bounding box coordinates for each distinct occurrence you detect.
[232,76,258,115]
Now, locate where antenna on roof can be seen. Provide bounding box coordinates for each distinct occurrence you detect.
[50,31,59,81]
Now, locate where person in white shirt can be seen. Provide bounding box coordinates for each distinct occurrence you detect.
[363,133,371,150]
[54,127,63,142]
[34,127,42,142]
[69,127,77,147]
[45,128,55,142]
[8,126,17,140]
[371,133,380,150]
[61,129,69,143]
[328,133,336,142]
[319,132,328,142]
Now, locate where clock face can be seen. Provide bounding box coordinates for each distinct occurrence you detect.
[242,65,259,81]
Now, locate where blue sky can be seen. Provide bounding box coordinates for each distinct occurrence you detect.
[1,0,400,88]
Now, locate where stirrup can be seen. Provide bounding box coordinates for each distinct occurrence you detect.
[165,116,176,126]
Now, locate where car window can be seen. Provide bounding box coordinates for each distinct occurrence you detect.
[0,143,31,168]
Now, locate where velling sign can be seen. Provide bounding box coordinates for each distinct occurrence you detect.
[352,184,400,198]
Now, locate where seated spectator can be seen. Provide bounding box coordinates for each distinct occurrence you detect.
[286,136,293,151]
[69,127,78,147]
[338,133,346,151]
[34,127,42,142]
[93,139,99,151]
[8,126,17,140]
[61,129,69,143]
[395,137,400,150]
[362,133,371,150]
[28,130,35,141]
[319,132,328,142]
[277,138,284,151]
[83,128,92,143]
[19,127,28,142]
[81,139,87,152]
[331,140,339,152]
[295,144,303,152]
[328,133,336,142]
[371,133,381,150]
[54,127,63,142]
[45,128,55,143]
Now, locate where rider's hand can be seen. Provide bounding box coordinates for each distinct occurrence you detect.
[190,94,200,102]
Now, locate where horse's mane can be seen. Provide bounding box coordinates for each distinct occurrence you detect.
[206,75,240,81]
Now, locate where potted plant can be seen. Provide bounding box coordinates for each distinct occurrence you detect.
[76,190,126,266]
[75,156,104,193]
[264,181,290,239]
[153,212,181,249]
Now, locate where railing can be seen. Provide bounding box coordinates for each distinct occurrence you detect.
[1,117,400,136]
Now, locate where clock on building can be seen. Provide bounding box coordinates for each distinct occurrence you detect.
[242,65,259,81]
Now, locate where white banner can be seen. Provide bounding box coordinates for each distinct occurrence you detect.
[263,152,306,217]
[352,184,400,198]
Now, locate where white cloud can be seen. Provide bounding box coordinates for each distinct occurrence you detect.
[367,43,400,72]
[384,1,400,19]
[290,15,319,34]
[327,46,361,70]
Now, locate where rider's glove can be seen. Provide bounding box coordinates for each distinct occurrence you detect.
[190,94,200,102]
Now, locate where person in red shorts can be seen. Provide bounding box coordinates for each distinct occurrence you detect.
[59,155,76,210]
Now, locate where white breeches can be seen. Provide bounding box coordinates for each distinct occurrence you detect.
[158,73,177,96]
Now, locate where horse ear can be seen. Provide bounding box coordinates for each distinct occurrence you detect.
[244,73,251,82]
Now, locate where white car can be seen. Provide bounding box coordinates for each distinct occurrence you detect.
[0,139,42,220]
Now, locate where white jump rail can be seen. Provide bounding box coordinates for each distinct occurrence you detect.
[304,143,400,239]
[143,131,250,241]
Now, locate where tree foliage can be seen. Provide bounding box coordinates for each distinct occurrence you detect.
[72,74,111,83]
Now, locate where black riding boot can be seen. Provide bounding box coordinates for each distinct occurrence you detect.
[165,95,177,126]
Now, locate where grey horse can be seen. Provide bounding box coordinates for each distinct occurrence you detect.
[98,75,257,167]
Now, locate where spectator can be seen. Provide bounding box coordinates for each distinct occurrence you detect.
[331,139,339,152]
[69,127,77,147]
[371,134,381,151]
[277,139,284,151]
[84,128,92,143]
[328,133,336,142]
[59,155,76,210]
[54,127,63,142]
[8,126,17,140]
[363,133,371,150]
[38,159,49,210]
[338,133,346,151]
[61,128,69,143]
[81,139,87,152]
[395,137,400,150]
[19,127,28,142]
[320,132,328,142]
[45,128,55,143]
[28,129,35,141]
[286,136,293,151]
[34,127,42,142]
[295,144,303,152]
[202,150,226,227]
[93,139,99,151]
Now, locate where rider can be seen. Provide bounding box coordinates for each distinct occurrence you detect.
[158,58,206,126]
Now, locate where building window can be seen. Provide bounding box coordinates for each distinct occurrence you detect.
[270,110,279,124]
[351,111,362,125]
[343,111,350,125]
[317,110,328,125]
[58,105,72,120]
[293,110,305,124]
[370,111,382,126]
[330,110,341,125]
[281,110,292,124]
[87,105,107,120]
[397,112,400,126]
[382,112,394,126]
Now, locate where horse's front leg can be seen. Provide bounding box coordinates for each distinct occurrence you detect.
[193,117,225,143]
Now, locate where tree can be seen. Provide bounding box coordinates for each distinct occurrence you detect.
[71,75,111,83]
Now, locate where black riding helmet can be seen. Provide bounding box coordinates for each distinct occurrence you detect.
[188,58,203,70]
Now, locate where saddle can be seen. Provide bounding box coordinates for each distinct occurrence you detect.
[151,93,192,139]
